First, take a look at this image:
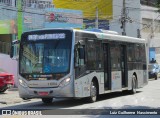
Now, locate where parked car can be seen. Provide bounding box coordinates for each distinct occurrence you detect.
[148,63,160,80]
[0,69,14,93]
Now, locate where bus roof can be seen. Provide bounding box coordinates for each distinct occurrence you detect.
[22,28,146,44]
[73,29,146,44]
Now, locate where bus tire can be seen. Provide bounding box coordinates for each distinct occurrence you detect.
[88,81,97,103]
[22,98,29,100]
[42,98,53,104]
[155,74,157,80]
[130,75,137,94]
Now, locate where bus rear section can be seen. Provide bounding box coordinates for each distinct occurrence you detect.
[73,29,148,102]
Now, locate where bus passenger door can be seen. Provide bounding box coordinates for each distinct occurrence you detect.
[103,44,111,90]
[121,45,128,88]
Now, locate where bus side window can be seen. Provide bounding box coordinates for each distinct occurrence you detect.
[75,44,86,78]
[127,44,135,62]
[86,40,96,70]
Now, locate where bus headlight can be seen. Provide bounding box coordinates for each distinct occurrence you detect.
[59,78,71,87]
[19,79,28,88]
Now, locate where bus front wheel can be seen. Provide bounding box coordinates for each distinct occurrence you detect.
[155,74,158,80]
[88,81,97,103]
[42,98,53,104]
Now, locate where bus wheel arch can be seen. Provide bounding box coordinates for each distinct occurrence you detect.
[88,77,99,103]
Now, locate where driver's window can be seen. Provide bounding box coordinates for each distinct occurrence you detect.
[75,45,85,67]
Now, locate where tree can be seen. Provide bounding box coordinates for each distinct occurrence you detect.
[156,0,160,12]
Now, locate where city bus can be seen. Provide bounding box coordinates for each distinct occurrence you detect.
[10,28,148,103]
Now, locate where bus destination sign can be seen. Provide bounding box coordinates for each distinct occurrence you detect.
[28,33,66,41]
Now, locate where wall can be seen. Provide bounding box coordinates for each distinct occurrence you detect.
[110,0,141,37]
[141,5,160,64]
[141,5,160,47]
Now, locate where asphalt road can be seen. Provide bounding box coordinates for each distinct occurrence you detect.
[0,79,160,117]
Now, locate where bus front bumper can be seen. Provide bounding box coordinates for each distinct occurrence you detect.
[18,84,74,99]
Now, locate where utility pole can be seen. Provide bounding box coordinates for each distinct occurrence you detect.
[95,7,99,29]
[17,0,23,40]
[121,0,126,35]
[95,0,98,29]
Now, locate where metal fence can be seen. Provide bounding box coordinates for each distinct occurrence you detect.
[0,41,10,55]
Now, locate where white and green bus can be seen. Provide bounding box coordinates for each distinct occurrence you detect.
[11,28,148,103]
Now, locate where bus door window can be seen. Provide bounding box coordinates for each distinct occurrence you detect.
[86,40,96,70]
[95,40,103,70]
[127,44,135,70]
[110,44,121,71]
[120,45,127,88]
[103,43,111,90]
[75,45,85,66]
[75,44,86,78]
[110,43,122,90]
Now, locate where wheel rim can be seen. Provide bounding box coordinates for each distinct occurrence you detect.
[91,82,97,101]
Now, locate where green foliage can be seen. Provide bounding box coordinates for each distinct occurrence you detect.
[156,0,160,12]
[157,0,160,6]
[157,0,160,4]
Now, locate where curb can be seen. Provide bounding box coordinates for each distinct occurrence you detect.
[148,78,158,81]
[8,87,18,91]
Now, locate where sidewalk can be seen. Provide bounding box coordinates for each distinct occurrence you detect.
[8,87,18,91]
[0,89,30,105]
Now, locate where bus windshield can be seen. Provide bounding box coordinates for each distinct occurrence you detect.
[19,39,72,74]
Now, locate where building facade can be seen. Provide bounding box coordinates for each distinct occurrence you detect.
[140,0,160,64]
[110,0,141,37]
[23,0,53,9]
[0,0,18,86]
[110,0,160,64]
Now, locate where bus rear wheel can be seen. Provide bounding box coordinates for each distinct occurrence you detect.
[88,81,97,103]
[130,75,137,94]
[42,98,53,104]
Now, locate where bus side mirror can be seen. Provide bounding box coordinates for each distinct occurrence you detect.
[10,40,20,60]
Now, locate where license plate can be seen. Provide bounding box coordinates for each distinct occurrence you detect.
[38,92,49,96]
[39,78,47,80]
